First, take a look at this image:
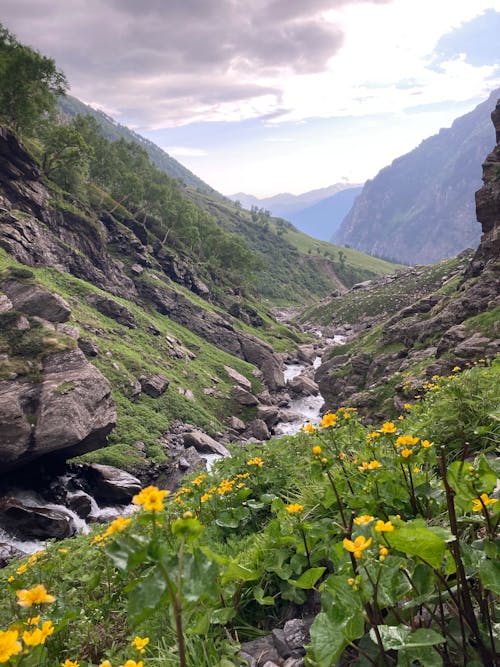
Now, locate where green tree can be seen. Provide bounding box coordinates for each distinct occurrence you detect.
[0,24,67,134]
[40,122,93,193]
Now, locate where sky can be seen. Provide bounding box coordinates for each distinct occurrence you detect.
[2,0,500,196]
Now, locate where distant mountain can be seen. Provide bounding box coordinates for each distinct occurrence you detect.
[334,89,499,265]
[288,186,363,241]
[58,95,217,194]
[230,183,359,218]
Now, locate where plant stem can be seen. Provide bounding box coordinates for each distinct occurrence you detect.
[326,469,348,530]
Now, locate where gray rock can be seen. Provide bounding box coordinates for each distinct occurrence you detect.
[248,418,270,441]
[183,430,230,457]
[140,374,169,397]
[0,294,12,313]
[67,491,93,519]
[78,338,99,356]
[131,263,144,275]
[283,659,305,667]
[283,619,310,651]
[87,293,136,328]
[229,416,246,431]
[15,315,30,331]
[271,628,291,658]
[82,463,142,503]
[287,374,319,396]
[0,542,24,567]
[2,280,71,322]
[232,385,259,406]
[224,364,252,389]
[241,637,280,666]
[257,406,280,427]
[0,497,76,539]
[178,387,195,401]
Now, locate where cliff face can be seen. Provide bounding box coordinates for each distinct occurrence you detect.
[335,89,499,265]
[315,99,500,417]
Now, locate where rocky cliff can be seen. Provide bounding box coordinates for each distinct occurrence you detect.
[335,89,499,265]
[315,99,500,417]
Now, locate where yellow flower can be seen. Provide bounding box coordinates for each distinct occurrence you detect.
[353,515,374,525]
[320,412,337,428]
[379,422,397,433]
[343,412,351,419]
[302,423,315,433]
[103,516,132,538]
[347,577,355,586]
[16,564,28,575]
[100,661,112,667]
[131,636,149,653]
[7,576,14,583]
[358,460,382,471]
[413,467,421,473]
[26,616,41,626]
[22,628,44,647]
[0,629,22,662]
[403,403,412,409]
[338,452,347,460]
[120,661,143,667]
[343,535,372,559]
[472,494,498,512]
[321,457,328,465]
[133,486,169,512]
[367,431,381,440]
[61,661,80,667]
[452,366,461,372]
[247,457,263,467]
[200,493,212,503]
[379,546,389,561]
[312,445,322,456]
[286,503,304,514]
[421,439,433,448]
[58,548,68,554]
[401,448,413,458]
[395,435,419,447]
[375,520,394,532]
[191,474,207,486]
[17,584,56,607]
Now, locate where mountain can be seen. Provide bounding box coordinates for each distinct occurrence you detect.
[58,95,217,194]
[335,88,499,265]
[229,182,359,221]
[290,185,363,241]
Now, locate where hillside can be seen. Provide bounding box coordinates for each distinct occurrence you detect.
[290,185,363,241]
[335,88,499,264]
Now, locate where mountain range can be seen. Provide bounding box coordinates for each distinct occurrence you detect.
[334,89,500,264]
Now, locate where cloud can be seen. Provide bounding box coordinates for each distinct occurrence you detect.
[0,0,390,128]
[163,146,208,157]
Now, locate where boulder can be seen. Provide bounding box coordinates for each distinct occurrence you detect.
[140,374,169,397]
[248,419,270,441]
[78,338,99,357]
[0,294,12,313]
[229,416,246,432]
[297,345,317,364]
[0,542,24,567]
[0,348,116,472]
[2,280,71,322]
[183,430,230,457]
[82,463,142,503]
[87,293,136,328]
[0,497,76,539]
[224,364,252,390]
[232,385,259,406]
[287,374,319,396]
[66,491,93,519]
[257,405,280,427]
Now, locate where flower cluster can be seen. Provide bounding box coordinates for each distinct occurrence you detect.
[133,485,169,512]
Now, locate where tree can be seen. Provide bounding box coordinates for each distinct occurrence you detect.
[0,23,67,134]
[40,122,93,194]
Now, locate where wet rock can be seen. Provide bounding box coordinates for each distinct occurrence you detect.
[0,497,76,539]
[87,293,136,328]
[297,345,316,364]
[287,374,319,397]
[257,405,280,427]
[224,364,252,390]
[140,374,169,397]
[183,430,230,457]
[284,619,310,651]
[232,386,259,406]
[2,280,71,322]
[0,542,24,567]
[67,491,93,519]
[82,463,142,503]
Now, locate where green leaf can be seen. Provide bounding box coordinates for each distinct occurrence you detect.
[210,607,237,624]
[309,606,365,667]
[128,567,168,626]
[371,625,445,650]
[253,586,275,605]
[289,566,326,589]
[105,534,147,572]
[398,645,443,666]
[182,549,218,602]
[387,521,447,569]
[479,559,500,595]
[221,560,260,584]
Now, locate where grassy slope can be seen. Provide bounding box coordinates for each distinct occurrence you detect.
[0,248,303,470]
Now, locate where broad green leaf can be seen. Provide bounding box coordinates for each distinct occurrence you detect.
[182,549,218,602]
[253,586,275,605]
[398,645,443,666]
[210,607,237,624]
[128,567,168,626]
[309,612,350,667]
[289,566,326,589]
[221,560,260,584]
[476,455,497,493]
[105,534,147,572]
[479,559,500,595]
[387,521,447,569]
[371,625,445,650]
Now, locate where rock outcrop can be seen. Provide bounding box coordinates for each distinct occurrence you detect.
[0,348,116,472]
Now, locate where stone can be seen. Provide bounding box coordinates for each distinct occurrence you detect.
[78,338,99,356]
[297,345,316,364]
[283,659,305,667]
[232,385,259,406]
[287,374,319,396]
[131,263,144,275]
[57,323,80,339]
[0,497,76,539]
[283,619,310,651]
[257,406,280,427]
[224,364,252,389]
[241,637,280,666]
[140,374,169,397]
[248,419,270,441]
[178,387,195,401]
[183,430,230,457]
[229,416,246,431]
[87,293,136,328]
[0,294,12,313]
[15,315,30,331]
[0,542,24,567]
[2,280,71,322]
[82,463,142,503]
[67,491,93,519]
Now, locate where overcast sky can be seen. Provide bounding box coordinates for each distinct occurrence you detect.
[2,0,500,196]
